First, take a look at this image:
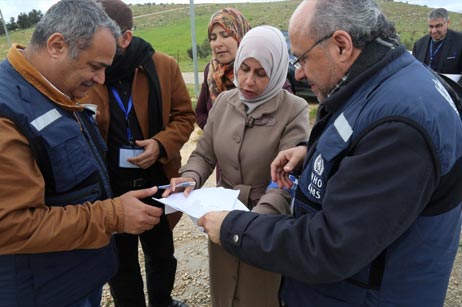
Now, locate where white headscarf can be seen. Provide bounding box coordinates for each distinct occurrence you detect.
[233,25,289,113]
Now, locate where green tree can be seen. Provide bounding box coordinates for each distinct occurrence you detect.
[28,10,43,27]
[17,13,32,29]
[199,37,211,58]
[15,9,42,30]
[7,17,18,31]
[187,38,211,60]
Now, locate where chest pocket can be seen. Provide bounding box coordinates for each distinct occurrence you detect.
[39,116,98,194]
[296,116,352,215]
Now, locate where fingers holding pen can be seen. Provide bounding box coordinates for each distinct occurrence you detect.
[119,187,163,234]
[160,177,196,197]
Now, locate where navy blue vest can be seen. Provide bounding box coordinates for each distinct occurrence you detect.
[283,52,462,306]
[0,60,117,306]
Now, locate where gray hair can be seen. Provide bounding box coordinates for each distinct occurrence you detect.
[309,0,399,48]
[428,8,449,21]
[30,0,121,58]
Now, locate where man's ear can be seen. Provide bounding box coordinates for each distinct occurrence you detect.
[47,33,67,59]
[118,30,133,49]
[331,30,354,62]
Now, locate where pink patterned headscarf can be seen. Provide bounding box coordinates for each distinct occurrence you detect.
[207,8,251,103]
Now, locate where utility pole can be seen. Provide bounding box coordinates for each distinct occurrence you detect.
[0,9,11,48]
[0,8,11,47]
[189,0,199,98]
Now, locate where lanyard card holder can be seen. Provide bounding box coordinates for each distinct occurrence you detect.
[119,145,144,168]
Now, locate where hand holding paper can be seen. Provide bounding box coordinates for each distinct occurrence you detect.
[154,187,248,228]
[197,211,230,245]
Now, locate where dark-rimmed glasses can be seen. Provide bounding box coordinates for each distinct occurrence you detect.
[428,22,446,30]
[290,33,334,70]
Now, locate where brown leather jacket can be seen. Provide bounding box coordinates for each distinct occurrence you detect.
[85,51,195,179]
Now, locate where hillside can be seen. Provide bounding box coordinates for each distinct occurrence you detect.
[0,0,461,71]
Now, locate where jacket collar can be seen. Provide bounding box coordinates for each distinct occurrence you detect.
[323,42,407,116]
[7,44,83,112]
[229,88,284,119]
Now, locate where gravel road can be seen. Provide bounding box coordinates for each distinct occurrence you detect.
[101,126,462,307]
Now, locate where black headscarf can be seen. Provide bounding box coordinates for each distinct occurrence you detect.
[105,36,163,136]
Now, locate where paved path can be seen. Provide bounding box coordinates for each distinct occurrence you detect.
[182,72,203,84]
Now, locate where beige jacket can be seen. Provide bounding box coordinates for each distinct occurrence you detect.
[180,88,310,307]
[181,88,310,213]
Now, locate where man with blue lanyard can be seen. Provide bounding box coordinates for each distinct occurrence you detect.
[85,1,194,306]
[413,8,462,82]
[198,0,462,306]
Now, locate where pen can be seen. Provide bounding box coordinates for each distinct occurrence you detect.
[157,181,196,190]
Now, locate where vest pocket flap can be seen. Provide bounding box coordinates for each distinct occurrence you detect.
[39,117,81,148]
[317,124,349,161]
[39,119,97,193]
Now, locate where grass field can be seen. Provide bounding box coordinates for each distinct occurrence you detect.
[1,0,461,73]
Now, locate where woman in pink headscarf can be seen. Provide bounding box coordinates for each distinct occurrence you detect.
[195,8,251,129]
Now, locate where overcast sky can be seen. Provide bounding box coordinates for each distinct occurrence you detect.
[396,0,462,13]
[0,0,461,22]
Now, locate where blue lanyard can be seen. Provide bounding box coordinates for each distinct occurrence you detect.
[429,39,444,67]
[110,87,135,143]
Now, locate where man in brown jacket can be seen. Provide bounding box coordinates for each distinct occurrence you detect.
[85,1,195,306]
[0,0,163,306]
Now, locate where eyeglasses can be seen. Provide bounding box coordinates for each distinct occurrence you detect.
[428,22,446,30]
[290,33,334,70]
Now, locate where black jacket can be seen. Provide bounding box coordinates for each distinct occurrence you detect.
[412,28,462,76]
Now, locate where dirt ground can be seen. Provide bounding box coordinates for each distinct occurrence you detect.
[101,126,462,307]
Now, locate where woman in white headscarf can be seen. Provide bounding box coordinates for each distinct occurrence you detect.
[165,26,310,307]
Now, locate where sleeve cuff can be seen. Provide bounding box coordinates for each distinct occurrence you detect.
[220,210,259,251]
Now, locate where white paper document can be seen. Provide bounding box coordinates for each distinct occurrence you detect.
[154,187,249,219]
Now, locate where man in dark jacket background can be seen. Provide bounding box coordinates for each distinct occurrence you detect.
[413,7,462,80]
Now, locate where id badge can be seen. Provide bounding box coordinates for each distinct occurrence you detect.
[119,146,144,168]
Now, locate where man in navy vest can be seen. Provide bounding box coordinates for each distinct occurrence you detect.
[0,1,162,306]
[198,0,462,306]
[413,8,462,81]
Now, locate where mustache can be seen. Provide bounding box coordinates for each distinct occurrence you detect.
[82,81,95,87]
